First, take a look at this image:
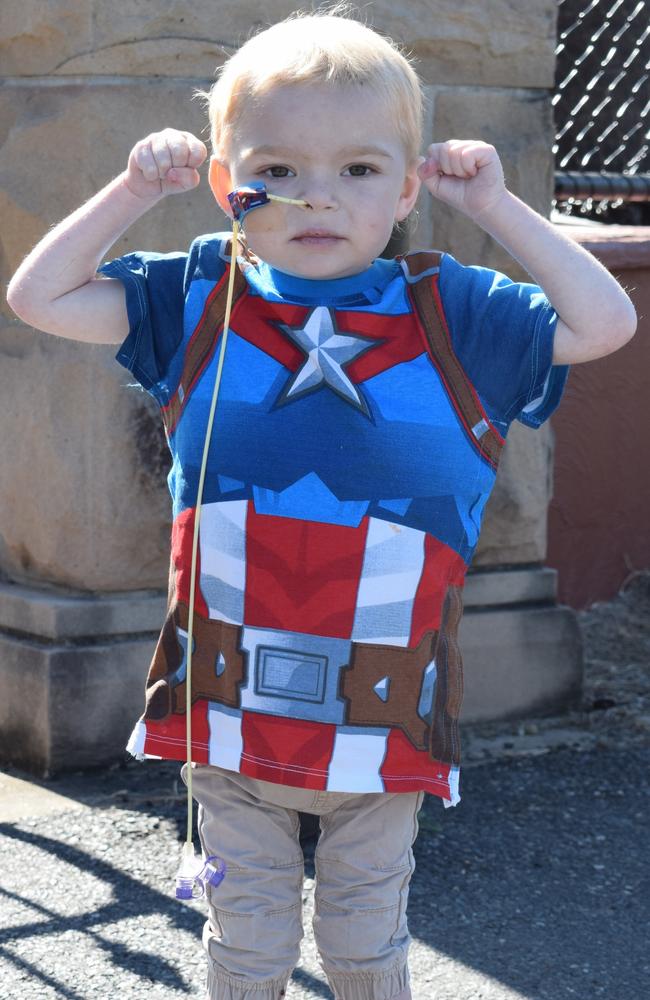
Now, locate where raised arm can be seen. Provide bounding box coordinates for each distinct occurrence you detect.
[6,129,208,344]
[418,141,637,365]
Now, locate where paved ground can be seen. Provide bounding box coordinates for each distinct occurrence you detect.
[2,573,649,999]
[1,743,648,1000]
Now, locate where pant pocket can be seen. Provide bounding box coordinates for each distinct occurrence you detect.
[206,900,304,980]
[313,895,402,965]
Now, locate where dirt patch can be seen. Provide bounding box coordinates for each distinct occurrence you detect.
[463,570,650,763]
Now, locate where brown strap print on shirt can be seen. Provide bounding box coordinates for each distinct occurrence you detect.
[401,250,504,472]
[161,245,248,436]
[428,583,465,767]
[143,601,245,721]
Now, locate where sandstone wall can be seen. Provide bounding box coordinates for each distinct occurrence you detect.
[1,1,560,590]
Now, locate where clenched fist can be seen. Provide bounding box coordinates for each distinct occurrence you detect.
[417,140,507,222]
[123,128,208,200]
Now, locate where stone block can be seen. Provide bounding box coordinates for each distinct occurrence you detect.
[462,567,583,724]
[0,633,155,774]
[1,80,226,284]
[1,1,558,88]
[377,0,558,88]
[0,580,166,639]
[0,580,159,774]
[464,565,558,608]
[1,1,90,78]
[0,322,172,590]
[460,603,583,723]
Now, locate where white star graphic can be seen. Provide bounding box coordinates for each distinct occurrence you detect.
[275,306,378,416]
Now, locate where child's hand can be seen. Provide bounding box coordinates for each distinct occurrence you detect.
[124,129,208,200]
[417,140,507,221]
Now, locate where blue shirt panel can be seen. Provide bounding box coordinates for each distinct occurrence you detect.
[438,254,570,430]
[100,232,569,433]
[166,331,495,560]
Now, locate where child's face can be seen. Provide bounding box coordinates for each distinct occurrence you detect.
[216,82,421,279]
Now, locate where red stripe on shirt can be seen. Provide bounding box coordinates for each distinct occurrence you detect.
[171,506,209,618]
[143,701,210,764]
[381,727,453,796]
[240,711,334,790]
[232,296,305,370]
[244,508,369,637]
[409,534,467,647]
[340,310,424,382]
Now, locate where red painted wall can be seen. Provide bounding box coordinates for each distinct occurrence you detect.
[547,226,650,610]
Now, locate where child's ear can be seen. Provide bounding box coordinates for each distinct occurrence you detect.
[395,163,422,223]
[208,157,234,217]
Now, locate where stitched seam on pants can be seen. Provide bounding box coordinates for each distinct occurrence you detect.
[316,855,410,873]
[213,901,302,919]
[315,897,399,915]
[320,958,408,981]
[225,858,303,872]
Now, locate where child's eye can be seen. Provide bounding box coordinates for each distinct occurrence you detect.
[344,164,376,177]
[262,165,295,178]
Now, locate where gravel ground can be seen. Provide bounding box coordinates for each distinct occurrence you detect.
[1,573,649,1000]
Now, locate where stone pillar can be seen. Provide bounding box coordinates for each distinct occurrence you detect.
[388,1,583,723]
[2,12,227,773]
[0,1,580,774]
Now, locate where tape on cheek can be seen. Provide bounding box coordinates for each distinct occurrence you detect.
[227,183,270,220]
[227,182,310,220]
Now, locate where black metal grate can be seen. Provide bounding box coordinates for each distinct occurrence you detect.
[553,0,650,222]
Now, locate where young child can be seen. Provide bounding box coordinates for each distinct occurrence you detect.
[7,11,636,1000]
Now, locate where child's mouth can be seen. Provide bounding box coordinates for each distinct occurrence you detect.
[292,230,344,246]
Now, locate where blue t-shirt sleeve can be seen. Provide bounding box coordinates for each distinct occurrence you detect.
[438,253,570,429]
[97,249,188,400]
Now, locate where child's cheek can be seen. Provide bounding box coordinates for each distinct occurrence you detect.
[244,208,283,237]
[364,212,391,240]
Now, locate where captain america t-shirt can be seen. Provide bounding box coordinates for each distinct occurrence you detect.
[99,235,569,806]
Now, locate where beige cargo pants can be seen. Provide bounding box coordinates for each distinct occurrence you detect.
[182,763,423,1000]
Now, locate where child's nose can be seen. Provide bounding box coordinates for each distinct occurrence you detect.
[301,178,338,211]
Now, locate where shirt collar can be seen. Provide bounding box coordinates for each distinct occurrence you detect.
[255,257,399,306]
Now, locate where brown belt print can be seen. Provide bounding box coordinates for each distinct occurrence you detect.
[142,586,465,767]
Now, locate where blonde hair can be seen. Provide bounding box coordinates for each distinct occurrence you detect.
[194,7,424,162]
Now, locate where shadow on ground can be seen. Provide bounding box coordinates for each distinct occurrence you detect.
[2,745,648,1000]
[407,745,650,1000]
[0,819,202,998]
